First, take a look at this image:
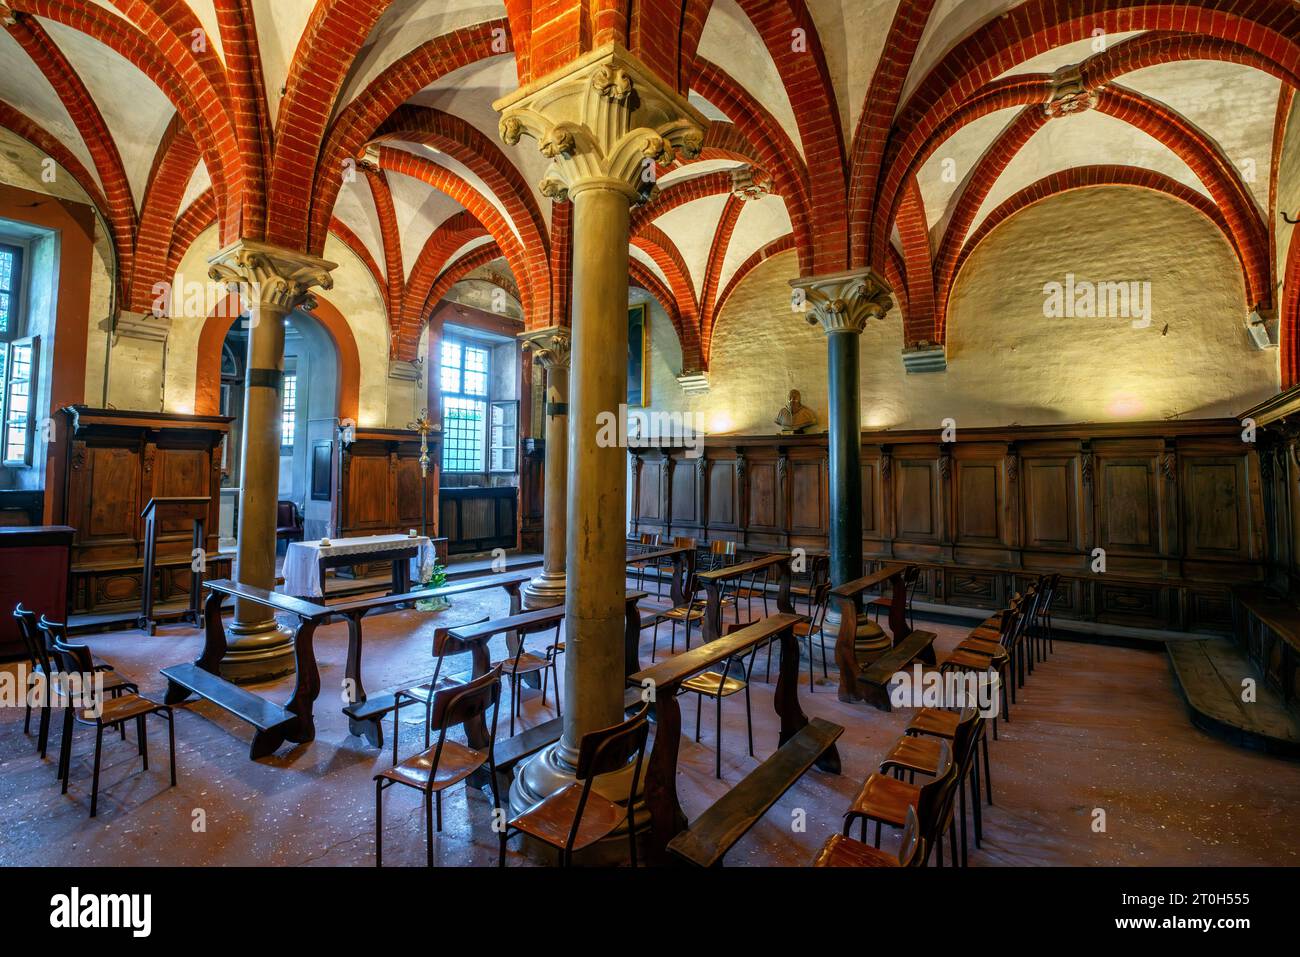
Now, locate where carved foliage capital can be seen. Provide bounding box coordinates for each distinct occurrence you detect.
[791,268,894,335]
[494,45,709,202]
[208,240,336,314]
[518,327,572,370]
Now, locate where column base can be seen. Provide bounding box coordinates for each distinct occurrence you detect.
[219,619,297,684]
[521,570,567,609]
[507,741,649,865]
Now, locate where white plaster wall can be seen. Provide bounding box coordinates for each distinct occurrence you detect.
[643,187,1277,434]
[0,128,115,407]
[155,227,395,425]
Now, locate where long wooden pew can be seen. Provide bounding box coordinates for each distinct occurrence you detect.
[162,581,330,759]
[833,564,936,710]
[628,612,842,864]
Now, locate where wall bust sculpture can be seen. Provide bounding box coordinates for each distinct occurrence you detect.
[775,389,817,434]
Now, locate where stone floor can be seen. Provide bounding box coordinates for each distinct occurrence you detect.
[3,586,1299,867]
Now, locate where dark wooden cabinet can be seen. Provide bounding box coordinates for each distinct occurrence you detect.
[630,419,1264,635]
[0,525,72,658]
[439,485,518,554]
[58,407,231,618]
[337,427,440,552]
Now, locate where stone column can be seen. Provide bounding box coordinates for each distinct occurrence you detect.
[495,45,706,814]
[791,270,893,634]
[208,240,336,682]
[519,327,571,609]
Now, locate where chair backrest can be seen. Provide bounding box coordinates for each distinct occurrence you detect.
[897,805,925,867]
[708,539,736,571]
[36,615,67,656]
[428,665,502,735]
[914,740,960,861]
[276,501,300,527]
[13,604,48,672]
[809,581,832,629]
[568,703,651,852]
[639,532,656,546]
[431,616,489,659]
[950,706,982,772]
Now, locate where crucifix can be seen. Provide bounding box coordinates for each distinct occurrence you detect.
[407,408,437,539]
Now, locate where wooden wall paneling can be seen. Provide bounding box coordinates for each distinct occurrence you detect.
[705,453,738,532]
[1094,439,1163,562]
[670,452,699,527]
[1020,442,1082,555]
[892,446,942,549]
[787,447,826,538]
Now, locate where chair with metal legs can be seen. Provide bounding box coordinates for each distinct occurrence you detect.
[375,666,503,867]
[499,703,650,867]
[493,620,562,736]
[48,635,176,818]
[680,646,758,780]
[14,605,53,757]
[390,616,489,763]
[843,739,962,867]
[814,805,925,867]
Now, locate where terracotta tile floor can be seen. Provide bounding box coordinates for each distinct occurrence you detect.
[3,587,1298,866]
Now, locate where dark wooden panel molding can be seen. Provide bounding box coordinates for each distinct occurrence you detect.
[631,419,1264,635]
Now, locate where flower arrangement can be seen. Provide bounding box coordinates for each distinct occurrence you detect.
[415,561,450,612]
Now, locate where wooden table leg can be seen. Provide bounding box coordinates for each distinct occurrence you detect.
[775,626,840,773]
[643,680,688,864]
[465,639,495,789]
[702,581,723,643]
[281,618,322,747]
[624,595,643,680]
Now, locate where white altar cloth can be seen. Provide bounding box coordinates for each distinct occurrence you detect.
[282,533,438,598]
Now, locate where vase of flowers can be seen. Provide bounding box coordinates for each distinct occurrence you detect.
[415,561,450,612]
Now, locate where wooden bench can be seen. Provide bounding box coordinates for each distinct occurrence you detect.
[667,717,844,867]
[832,564,929,708]
[162,581,330,760]
[328,570,531,747]
[696,552,794,642]
[628,612,841,863]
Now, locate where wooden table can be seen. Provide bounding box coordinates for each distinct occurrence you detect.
[282,533,440,600]
[626,543,695,611]
[696,552,794,643]
[628,612,841,863]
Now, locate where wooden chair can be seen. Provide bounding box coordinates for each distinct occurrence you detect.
[14,605,53,756]
[493,619,562,736]
[680,643,757,779]
[761,581,831,691]
[942,595,1027,728]
[48,634,176,818]
[731,559,774,621]
[843,739,962,866]
[625,533,659,594]
[650,544,705,661]
[703,539,739,621]
[869,564,920,629]
[375,666,502,867]
[38,615,139,754]
[389,616,489,763]
[880,707,987,865]
[499,703,650,867]
[814,806,924,867]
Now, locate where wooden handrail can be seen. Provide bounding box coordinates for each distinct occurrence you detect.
[697,552,788,582]
[830,565,897,598]
[203,578,329,620]
[630,613,800,688]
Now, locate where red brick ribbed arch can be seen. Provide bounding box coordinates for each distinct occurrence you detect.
[193,293,360,425]
[307,22,511,256]
[867,0,1300,266]
[951,166,1232,292]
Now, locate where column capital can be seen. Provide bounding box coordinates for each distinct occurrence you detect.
[518,326,572,370]
[791,267,894,335]
[208,239,336,314]
[494,43,708,203]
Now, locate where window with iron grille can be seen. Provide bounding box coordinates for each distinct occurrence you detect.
[440,338,489,472]
[0,244,20,338]
[281,373,297,448]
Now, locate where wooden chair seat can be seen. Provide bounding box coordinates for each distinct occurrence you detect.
[814,833,903,867]
[681,671,746,698]
[83,693,162,725]
[493,652,551,677]
[509,781,628,853]
[396,675,463,704]
[661,606,704,622]
[56,670,138,698]
[970,624,1001,640]
[377,739,487,791]
[945,648,1000,671]
[956,637,1006,659]
[906,707,959,739]
[846,772,919,828]
[792,620,818,638]
[880,735,944,778]
[864,594,892,609]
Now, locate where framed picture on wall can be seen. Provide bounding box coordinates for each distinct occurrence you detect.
[628,303,649,407]
[311,440,332,501]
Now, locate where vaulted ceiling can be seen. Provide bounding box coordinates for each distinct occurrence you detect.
[1,1,1295,374]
